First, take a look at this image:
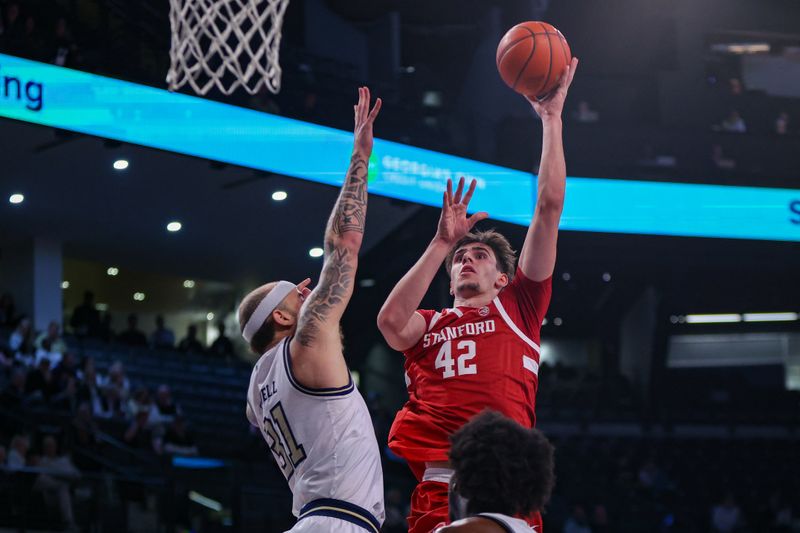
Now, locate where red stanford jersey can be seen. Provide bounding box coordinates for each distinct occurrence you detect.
[389,268,552,464]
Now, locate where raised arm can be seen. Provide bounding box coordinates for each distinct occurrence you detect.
[518,57,578,282]
[289,87,382,389]
[377,178,487,351]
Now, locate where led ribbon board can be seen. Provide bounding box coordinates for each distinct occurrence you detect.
[1,53,798,241]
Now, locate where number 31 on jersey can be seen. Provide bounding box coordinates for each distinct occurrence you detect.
[434,340,477,378]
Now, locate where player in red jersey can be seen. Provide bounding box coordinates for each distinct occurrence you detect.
[377,57,577,533]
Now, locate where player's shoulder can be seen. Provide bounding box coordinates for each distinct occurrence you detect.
[435,516,506,533]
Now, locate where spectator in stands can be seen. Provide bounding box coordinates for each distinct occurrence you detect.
[775,111,790,135]
[177,324,204,353]
[712,493,742,532]
[35,320,68,356]
[70,291,100,338]
[0,292,16,326]
[25,357,55,404]
[51,17,78,67]
[711,144,736,170]
[124,404,156,453]
[209,321,234,358]
[50,374,78,412]
[563,506,593,533]
[34,435,80,530]
[21,14,46,61]
[150,314,175,349]
[151,384,181,423]
[76,358,106,417]
[572,100,599,124]
[162,415,198,456]
[35,337,63,368]
[384,488,409,533]
[0,3,23,54]
[7,433,29,469]
[100,360,130,405]
[9,317,34,361]
[1,367,27,409]
[117,313,147,347]
[127,387,153,419]
[719,110,746,133]
[71,403,102,470]
[97,311,114,342]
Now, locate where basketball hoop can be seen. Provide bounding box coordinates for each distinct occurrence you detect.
[167,0,290,96]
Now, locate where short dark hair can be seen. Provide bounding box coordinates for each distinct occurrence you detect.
[238,284,278,355]
[449,410,555,517]
[444,230,517,281]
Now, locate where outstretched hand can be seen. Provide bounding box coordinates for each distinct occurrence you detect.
[526,57,578,120]
[435,177,489,246]
[353,86,382,155]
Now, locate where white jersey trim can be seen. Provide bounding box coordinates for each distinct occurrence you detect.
[493,297,540,354]
[523,355,540,376]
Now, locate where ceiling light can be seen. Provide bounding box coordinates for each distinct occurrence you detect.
[107,267,119,276]
[669,315,679,324]
[742,312,798,322]
[272,190,288,201]
[167,221,182,232]
[685,313,741,324]
[183,279,195,288]
[562,272,571,281]
[61,281,70,289]
[359,279,376,288]
[133,292,146,301]
[9,193,24,204]
[553,317,563,326]
[113,159,129,170]
[602,272,611,282]
[95,303,109,311]
[206,312,215,321]
[309,247,324,258]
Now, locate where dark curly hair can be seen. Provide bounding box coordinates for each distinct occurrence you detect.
[444,229,517,281]
[449,410,555,517]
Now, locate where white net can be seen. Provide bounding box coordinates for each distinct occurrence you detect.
[167,0,290,96]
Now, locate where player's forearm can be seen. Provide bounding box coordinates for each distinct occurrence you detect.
[535,118,566,214]
[378,238,451,329]
[324,149,370,253]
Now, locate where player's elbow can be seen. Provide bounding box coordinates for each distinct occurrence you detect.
[376,306,399,335]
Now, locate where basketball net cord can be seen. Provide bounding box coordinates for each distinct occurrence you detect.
[167,0,290,95]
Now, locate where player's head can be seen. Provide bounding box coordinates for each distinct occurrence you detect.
[444,230,517,299]
[237,279,312,354]
[448,410,555,519]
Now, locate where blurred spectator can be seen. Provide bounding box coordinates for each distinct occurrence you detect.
[7,433,30,469]
[50,374,78,412]
[711,144,736,170]
[34,435,80,529]
[127,387,153,419]
[22,14,46,60]
[383,488,409,533]
[9,317,34,361]
[0,3,23,54]
[25,358,55,404]
[774,111,790,135]
[97,311,114,342]
[35,320,68,355]
[76,358,106,417]
[728,78,743,97]
[124,405,156,453]
[100,360,131,404]
[151,384,181,424]
[151,314,175,349]
[35,337,63,367]
[53,352,79,382]
[209,321,234,358]
[162,416,198,456]
[178,324,204,353]
[51,17,78,67]
[117,313,147,347]
[572,100,599,124]
[1,367,28,409]
[0,292,16,326]
[719,110,746,133]
[712,493,742,532]
[564,505,593,533]
[70,291,100,337]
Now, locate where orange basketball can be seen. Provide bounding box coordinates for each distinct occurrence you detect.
[496,21,571,99]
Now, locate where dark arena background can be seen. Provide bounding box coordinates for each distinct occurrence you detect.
[1,0,799,531]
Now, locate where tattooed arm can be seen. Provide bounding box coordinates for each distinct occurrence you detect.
[289,87,382,390]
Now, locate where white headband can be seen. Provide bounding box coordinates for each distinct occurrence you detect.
[241,281,296,343]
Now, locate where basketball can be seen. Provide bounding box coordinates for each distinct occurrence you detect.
[496,21,572,99]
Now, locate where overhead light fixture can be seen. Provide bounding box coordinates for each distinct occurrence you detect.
[685,313,741,324]
[359,279,376,288]
[61,281,70,289]
[167,221,182,232]
[133,292,146,301]
[206,312,215,321]
[309,247,324,258]
[183,279,195,288]
[562,272,571,281]
[711,42,770,54]
[742,312,798,322]
[9,193,24,204]
[271,190,288,201]
[107,267,119,276]
[113,159,129,170]
[95,303,109,311]
[602,272,612,282]
[553,317,563,326]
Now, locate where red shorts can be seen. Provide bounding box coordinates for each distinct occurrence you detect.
[408,480,544,533]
